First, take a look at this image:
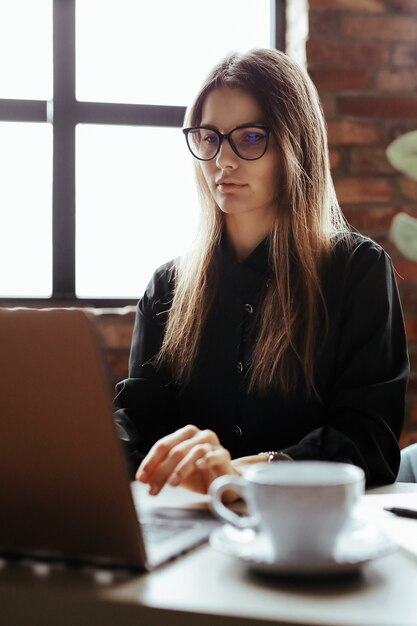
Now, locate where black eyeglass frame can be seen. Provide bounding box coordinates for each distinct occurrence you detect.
[182,124,271,161]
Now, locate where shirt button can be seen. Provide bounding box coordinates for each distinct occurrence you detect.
[245,303,253,314]
[234,425,243,437]
[237,361,244,374]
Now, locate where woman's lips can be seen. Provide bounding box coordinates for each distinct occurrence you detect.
[216,182,246,193]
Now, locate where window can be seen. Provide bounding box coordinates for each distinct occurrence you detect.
[0,0,286,305]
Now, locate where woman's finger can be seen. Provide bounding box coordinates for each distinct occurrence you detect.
[168,445,232,487]
[195,446,231,469]
[147,439,209,490]
[136,424,199,481]
[138,428,220,493]
[148,430,219,488]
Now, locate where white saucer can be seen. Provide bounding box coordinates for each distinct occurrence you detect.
[209,520,395,576]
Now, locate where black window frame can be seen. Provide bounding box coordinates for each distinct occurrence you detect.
[0,0,286,308]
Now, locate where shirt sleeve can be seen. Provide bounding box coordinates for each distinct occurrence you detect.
[113,264,180,478]
[281,239,409,487]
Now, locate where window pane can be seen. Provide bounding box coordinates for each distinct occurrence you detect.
[0,0,52,100]
[0,123,52,297]
[76,125,199,298]
[76,0,271,106]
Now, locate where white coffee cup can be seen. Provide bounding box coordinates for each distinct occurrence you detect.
[209,461,365,561]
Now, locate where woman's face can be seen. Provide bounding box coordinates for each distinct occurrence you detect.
[199,86,279,222]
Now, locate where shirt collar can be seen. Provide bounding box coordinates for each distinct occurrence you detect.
[216,232,271,297]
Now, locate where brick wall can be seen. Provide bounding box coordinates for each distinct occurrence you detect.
[94,307,136,394]
[307,0,417,446]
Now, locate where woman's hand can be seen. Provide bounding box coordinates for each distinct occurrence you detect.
[136,424,239,497]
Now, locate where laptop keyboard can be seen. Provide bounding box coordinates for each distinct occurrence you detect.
[140,520,196,544]
[137,507,218,545]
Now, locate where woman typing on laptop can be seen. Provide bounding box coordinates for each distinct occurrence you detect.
[114,49,409,500]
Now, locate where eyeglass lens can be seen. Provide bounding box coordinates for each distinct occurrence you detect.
[187,127,268,160]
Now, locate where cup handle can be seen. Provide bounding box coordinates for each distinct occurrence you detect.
[209,475,260,529]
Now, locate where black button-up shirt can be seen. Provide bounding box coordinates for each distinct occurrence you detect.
[114,233,409,486]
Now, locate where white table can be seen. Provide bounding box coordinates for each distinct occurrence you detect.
[0,483,417,626]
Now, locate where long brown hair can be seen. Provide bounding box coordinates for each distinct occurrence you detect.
[157,49,349,396]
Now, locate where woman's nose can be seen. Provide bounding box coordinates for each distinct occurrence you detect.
[215,139,239,169]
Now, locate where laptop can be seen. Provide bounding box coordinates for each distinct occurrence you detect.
[0,307,219,571]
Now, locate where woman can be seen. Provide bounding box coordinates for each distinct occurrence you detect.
[114,49,409,497]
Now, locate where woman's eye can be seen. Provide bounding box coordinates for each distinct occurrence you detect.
[243,132,263,144]
[202,133,217,144]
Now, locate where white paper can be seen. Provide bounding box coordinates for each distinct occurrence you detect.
[355,494,417,561]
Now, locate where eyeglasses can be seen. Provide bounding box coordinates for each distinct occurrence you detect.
[183,124,271,161]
